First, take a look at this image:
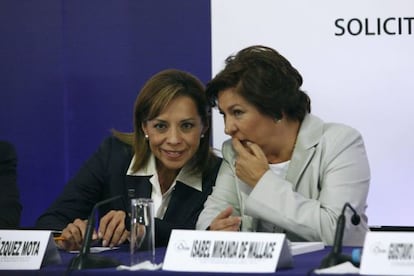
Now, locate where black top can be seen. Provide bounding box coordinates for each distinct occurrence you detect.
[35,136,221,247]
[0,141,22,228]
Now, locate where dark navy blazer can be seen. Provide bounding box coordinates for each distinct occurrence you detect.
[35,136,222,247]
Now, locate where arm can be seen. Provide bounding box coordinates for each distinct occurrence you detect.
[35,139,110,230]
[36,137,131,250]
[245,126,370,246]
[196,140,244,231]
[36,137,132,230]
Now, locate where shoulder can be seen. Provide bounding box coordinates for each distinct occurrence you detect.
[321,123,366,162]
[298,115,367,166]
[89,136,134,167]
[200,155,223,192]
[298,114,363,148]
[99,136,133,154]
[203,154,223,179]
[321,121,363,145]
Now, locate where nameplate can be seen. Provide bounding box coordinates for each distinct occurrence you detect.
[360,231,414,275]
[163,230,292,273]
[0,230,61,270]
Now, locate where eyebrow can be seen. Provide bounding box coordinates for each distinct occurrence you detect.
[218,104,240,114]
[151,117,197,123]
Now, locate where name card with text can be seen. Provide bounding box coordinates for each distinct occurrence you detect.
[0,230,61,270]
[163,230,293,273]
[360,231,414,275]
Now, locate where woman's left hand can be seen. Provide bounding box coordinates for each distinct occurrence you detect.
[98,210,129,248]
[232,138,269,187]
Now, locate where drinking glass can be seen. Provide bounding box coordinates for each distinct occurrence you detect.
[130,198,155,266]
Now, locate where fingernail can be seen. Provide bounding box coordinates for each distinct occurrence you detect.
[102,240,108,247]
[98,232,103,239]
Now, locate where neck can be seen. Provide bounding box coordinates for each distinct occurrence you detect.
[156,162,180,194]
[266,119,300,164]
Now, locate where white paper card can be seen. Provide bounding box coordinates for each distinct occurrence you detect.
[290,241,325,255]
[163,230,292,273]
[0,230,61,270]
[360,231,414,275]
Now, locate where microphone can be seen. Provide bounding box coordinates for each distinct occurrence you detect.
[319,202,361,269]
[68,195,124,270]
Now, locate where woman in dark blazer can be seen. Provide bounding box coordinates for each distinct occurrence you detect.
[36,69,221,250]
[0,140,22,228]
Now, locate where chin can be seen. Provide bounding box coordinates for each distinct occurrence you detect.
[163,160,187,171]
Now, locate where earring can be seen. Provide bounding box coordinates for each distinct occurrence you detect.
[144,134,149,140]
[274,118,281,123]
[201,134,205,138]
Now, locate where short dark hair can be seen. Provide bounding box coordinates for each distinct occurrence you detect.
[206,45,311,122]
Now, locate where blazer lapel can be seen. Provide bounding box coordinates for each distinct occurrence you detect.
[125,175,152,200]
[286,114,323,190]
[164,182,202,223]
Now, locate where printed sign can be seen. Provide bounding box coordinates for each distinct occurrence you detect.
[0,230,61,270]
[163,230,292,273]
[360,231,414,275]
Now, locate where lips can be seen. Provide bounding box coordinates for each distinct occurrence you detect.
[162,149,184,158]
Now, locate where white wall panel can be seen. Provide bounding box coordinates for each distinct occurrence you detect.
[211,0,414,226]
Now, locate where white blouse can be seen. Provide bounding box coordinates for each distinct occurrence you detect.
[126,154,202,219]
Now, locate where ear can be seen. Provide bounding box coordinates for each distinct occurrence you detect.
[141,122,148,136]
[201,124,209,137]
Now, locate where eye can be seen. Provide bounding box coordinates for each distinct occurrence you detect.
[233,109,243,117]
[181,122,195,130]
[154,123,167,131]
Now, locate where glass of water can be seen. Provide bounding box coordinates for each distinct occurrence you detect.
[130,198,155,266]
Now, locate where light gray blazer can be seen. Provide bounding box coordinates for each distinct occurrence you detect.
[196,114,370,246]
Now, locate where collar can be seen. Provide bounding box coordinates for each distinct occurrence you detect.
[294,113,324,151]
[126,154,202,192]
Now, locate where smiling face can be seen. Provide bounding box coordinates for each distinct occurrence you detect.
[142,95,205,173]
[218,87,277,152]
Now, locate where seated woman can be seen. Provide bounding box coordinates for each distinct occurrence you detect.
[196,45,370,246]
[36,69,221,250]
[0,141,22,229]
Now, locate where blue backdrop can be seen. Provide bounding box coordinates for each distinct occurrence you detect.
[0,0,211,227]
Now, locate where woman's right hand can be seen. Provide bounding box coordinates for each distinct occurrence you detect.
[57,218,98,251]
[208,206,241,231]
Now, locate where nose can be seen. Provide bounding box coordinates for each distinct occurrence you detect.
[166,127,182,144]
[224,117,237,136]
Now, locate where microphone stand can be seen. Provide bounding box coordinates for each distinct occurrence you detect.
[319,203,361,269]
[68,195,124,270]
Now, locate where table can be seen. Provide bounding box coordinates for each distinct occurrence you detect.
[0,246,361,275]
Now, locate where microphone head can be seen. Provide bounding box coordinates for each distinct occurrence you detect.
[350,214,360,225]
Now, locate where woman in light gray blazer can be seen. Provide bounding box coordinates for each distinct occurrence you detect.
[196,45,370,246]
